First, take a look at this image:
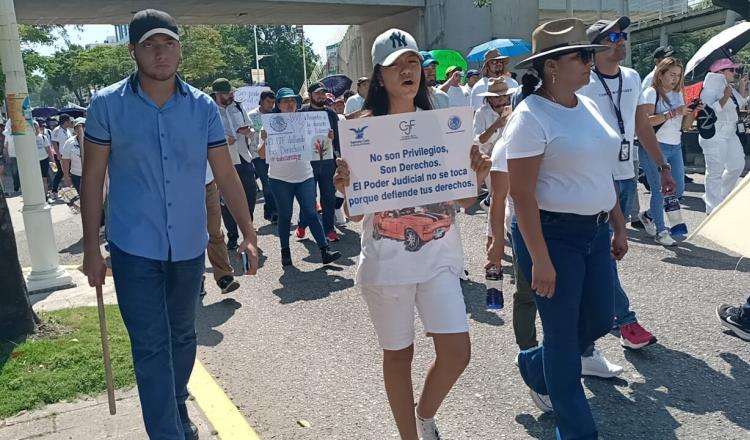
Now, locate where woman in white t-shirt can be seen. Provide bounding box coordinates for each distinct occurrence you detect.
[334,29,490,440]
[504,19,628,439]
[640,58,699,245]
[61,118,85,192]
[260,87,341,267]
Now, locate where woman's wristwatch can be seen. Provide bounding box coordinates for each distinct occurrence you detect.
[657,163,672,173]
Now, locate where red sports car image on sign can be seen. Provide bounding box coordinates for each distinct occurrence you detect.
[372,203,455,252]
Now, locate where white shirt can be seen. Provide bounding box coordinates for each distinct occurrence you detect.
[35,133,50,160]
[61,136,82,176]
[51,126,70,153]
[219,103,254,164]
[247,108,265,158]
[641,87,685,145]
[4,124,15,158]
[473,103,503,155]
[205,164,214,185]
[445,85,470,107]
[578,66,643,180]
[344,94,365,114]
[490,138,514,235]
[700,75,748,136]
[641,68,656,92]
[502,94,619,215]
[430,87,451,109]
[470,76,519,110]
[263,117,314,183]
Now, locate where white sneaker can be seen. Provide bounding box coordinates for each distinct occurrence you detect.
[638,211,657,237]
[529,389,553,413]
[581,349,623,378]
[654,230,677,247]
[334,208,347,226]
[416,414,441,440]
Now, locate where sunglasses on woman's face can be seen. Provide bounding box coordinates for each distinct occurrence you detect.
[604,31,628,43]
[573,49,596,65]
[723,68,737,73]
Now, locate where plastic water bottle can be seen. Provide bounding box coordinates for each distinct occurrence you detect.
[485,265,504,311]
[664,195,687,237]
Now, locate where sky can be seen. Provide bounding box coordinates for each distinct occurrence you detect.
[35,24,349,59]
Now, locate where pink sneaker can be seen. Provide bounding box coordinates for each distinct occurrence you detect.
[295,226,306,239]
[620,322,657,349]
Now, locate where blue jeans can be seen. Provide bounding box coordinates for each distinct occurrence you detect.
[513,214,614,440]
[71,174,81,193]
[612,178,637,327]
[252,157,276,219]
[109,243,204,440]
[640,142,685,233]
[297,159,336,234]
[221,158,257,242]
[269,177,327,250]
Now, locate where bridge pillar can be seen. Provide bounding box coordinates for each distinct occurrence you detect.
[660,26,669,47]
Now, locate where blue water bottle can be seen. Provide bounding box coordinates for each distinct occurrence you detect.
[485,265,504,311]
[664,195,687,237]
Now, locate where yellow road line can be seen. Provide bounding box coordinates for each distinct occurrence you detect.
[188,359,261,440]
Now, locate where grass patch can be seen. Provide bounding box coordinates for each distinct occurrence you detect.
[0,306,134,419]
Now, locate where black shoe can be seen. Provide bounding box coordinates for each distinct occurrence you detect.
[178,403,199,440]
[717,304,750,341]
[320,246,341,265]
[271,214,278,224]
[217,276,240,294]
[199,276,206,298]
[630,220,645,230]
[227,240,238,251]
[281,248,293,266]
[684,174,694,183]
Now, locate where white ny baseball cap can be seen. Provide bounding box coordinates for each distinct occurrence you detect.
[372,28,422,67]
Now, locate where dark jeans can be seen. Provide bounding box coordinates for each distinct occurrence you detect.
[297,159,336,234]
[71,174,81,193]
[252,157,276,219]
[513,214,614,440]
[269,177,327,250]
[742,296,750,322]
[50,156,63,192]
[221,158,257,243]
[510,233,538,350]
[109,243,204,440]
[8,157,20,191]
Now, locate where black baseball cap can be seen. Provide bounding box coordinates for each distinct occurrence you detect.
[653,45,674,60]
[129,9,179,45]
[307,82,329,94]
[58,113,72,124]
[697,106,717,139]
[586,17,631,43]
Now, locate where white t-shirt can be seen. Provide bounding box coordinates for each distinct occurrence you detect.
[61,136,82,176]
[502,94,619,215]
[641,87,684,145]
[430,87,451,109]
[51,126,71,153]
[641,68,656,92]
[35,133,50,160]
[471,76,519,110]
[578,66,643,180]
[473,103,503,155]
[490,137,514,235]
[344,94,365,114]
[445,85,470,108]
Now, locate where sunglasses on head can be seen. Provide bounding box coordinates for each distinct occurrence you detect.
[604,31,628,43]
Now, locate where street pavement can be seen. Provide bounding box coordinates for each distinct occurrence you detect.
[10,173,750,440]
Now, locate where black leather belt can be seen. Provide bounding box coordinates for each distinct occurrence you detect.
[539,210,610,225]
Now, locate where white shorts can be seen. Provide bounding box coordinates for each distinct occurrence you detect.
[360,270,469,350]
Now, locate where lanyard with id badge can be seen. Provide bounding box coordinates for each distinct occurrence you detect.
[595,69,630,162]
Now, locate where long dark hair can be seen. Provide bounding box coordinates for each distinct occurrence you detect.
[363,65,433,116]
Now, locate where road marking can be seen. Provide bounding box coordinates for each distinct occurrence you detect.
[188,359,261,440]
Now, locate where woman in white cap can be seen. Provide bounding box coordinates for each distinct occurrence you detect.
[503,18,627,439]
[334,28,490,440]
[698,57,749,214]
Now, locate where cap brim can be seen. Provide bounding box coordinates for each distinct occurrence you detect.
[601,16,631,36]
[380,49,422,67]
[478,91,511,97]
[515,44,609,70]
[138,28,180,44]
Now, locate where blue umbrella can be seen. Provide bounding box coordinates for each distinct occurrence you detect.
[467,39,532,63]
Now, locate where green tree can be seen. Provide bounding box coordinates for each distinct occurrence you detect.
[179,26,230,90]
[73,44,133,90]
[44,45,88,105]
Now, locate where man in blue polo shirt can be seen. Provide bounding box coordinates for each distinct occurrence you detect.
[81,9,258,440]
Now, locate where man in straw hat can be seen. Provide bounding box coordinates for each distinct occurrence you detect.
[470,48,518,110]
[577,17,675,369]
[473,76,512,155]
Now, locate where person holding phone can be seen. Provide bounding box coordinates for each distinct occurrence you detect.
[334,28,490,440]
[640,57,701,246]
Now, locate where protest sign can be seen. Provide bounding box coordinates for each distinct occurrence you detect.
[261,112,331,163]
[339,107,476,216]
[235,85,271,113]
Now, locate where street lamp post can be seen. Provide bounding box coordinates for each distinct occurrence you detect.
[0,0,72,292]
[296,25,308,92]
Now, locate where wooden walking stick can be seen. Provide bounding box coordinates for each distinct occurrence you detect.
[96,284,117,415]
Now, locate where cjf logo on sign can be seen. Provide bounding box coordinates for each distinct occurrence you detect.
[399,120,415,135]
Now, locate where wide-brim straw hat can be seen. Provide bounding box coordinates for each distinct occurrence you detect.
[516,18,609,70]
[481,48,510,74]
[477,77,512,97]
